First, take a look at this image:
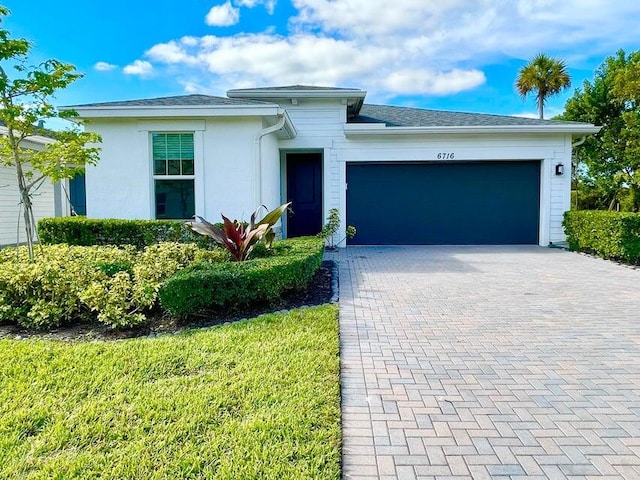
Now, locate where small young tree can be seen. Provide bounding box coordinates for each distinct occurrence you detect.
[318,208,356,249]
[0,6,100,260]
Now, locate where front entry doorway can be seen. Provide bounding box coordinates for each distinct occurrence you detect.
[285,152,323,237]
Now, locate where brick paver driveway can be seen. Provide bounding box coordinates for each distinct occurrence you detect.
[338,246,640,479]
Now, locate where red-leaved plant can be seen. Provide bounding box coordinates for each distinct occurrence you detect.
[187,202,291,261]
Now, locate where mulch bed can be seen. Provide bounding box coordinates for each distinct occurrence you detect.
[0,260,335,342]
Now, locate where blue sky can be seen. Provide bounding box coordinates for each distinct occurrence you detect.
[3,0,639,127]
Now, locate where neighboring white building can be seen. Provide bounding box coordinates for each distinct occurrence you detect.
[0,128,71,247]
[64,86,599,246]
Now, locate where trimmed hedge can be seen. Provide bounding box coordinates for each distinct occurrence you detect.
[38,217,215,248]
[563,210,640,264]
[159,237,324,315]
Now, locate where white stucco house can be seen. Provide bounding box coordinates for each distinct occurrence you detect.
[63,85,598,246]
[0,127,73,247]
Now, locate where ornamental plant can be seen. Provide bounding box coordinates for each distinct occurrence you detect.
[318,208,356,249]
[187,202,290,261]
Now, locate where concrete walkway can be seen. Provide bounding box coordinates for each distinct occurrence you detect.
[337,246,640,480]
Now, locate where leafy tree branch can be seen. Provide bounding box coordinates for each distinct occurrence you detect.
[0,6,101,259]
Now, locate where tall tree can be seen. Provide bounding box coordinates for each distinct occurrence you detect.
[0,6,100,259]
[516,53,571,119]
[559,50,640,211]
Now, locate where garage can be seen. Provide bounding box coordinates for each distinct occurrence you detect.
[346,161,541,245]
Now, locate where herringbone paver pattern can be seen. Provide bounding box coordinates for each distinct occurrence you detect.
[337,246,640,480]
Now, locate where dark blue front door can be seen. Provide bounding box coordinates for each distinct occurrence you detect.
[347,161,540,245]
[286,153,323,237]
[69,172,86,216]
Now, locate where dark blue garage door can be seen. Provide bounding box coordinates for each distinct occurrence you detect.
[347,161,540,245]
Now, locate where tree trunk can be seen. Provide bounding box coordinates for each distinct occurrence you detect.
[631,184,640,212]
[538,97,544,119]
[15,160,35,260]
[8,129,35,260]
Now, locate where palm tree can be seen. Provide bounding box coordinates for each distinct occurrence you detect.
[516,53,571,119]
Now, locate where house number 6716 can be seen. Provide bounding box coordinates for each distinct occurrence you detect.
[437,152,455,160]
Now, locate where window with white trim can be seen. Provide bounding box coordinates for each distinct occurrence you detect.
[152,132,195,219]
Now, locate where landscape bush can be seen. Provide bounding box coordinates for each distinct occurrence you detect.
[187,202,291,261]
[563,210,640,264]
[0,243,227,329]
[159,236,324,315]
[38,217,216,248]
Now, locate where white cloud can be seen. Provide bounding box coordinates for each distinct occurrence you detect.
[146,41,199,65]
[180,36,199,47]
[144,34,394,89]
[121,1,640,98]
[123,60,153,76]
[512,112,540,119]
[512,106,563,120]
[290,0,640,62]
[93,61,117,71]
[383,69,486,96]
[181,81,207,94]
[205,2,240,26]
[292,0,466,35]
[235,0,277,14]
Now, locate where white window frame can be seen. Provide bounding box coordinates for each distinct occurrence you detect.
[151,131,196,220]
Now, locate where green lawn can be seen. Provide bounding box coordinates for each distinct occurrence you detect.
[0,305,340,479]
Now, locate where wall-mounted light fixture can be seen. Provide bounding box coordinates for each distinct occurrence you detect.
[555,163,564,176]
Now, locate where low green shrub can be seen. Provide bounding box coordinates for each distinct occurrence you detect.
[0,243,227,329]
[563,210,640,264]
[38,217,216,248]
[0,236,323,330]
[159,237,324,315]
[96,259,134,277]
[0,245,134,329]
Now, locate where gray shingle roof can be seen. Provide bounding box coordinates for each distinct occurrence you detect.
[66,94,273,108]
[0,120,56,138]
[351,104,583,127]
[65,93,587,129]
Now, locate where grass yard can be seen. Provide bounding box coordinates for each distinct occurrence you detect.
[0,305,340,479]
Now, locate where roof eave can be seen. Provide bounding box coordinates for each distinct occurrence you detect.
[344,124,601,136]
[0,125,54,146]
[228,88,366,115]
[227,88,367,100]
[61,103,284,120]
[275,109,297,139]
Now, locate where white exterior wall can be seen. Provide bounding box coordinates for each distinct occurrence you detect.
[271,99,573,246]
[86,117,270,223]
[260,126,282,211]
[86,120,151,219]
[201,117,263,220]
[0,165,58,246]
[0,136,69,247]
[83,100,575,247]
[277,99,347,228]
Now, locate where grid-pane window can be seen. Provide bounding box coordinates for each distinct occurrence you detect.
[152,133,194,176]
[152,133,195,219]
